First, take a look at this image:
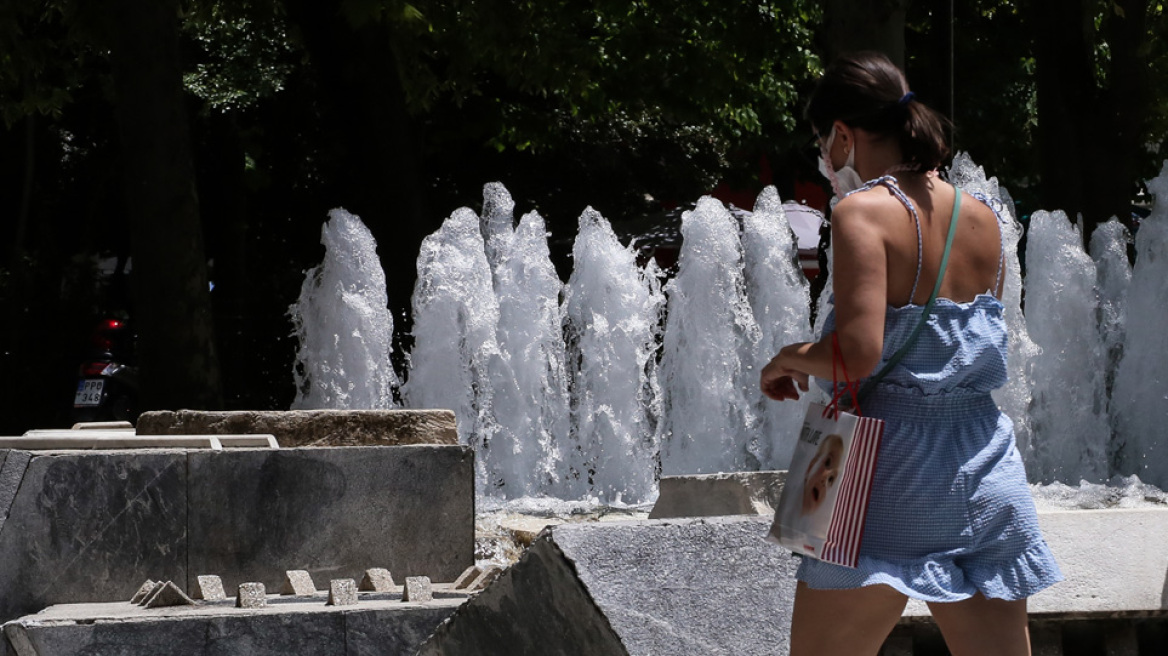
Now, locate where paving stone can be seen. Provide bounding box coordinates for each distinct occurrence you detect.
[129,580,156,604]
[280,570,317,596]
[467,566,502,591]
[142,581,195,608]
[327,579,358,606]
[403,577,433,603]
[236,582,266,609]
[451,566,482,590]
[359,568,395,592]
[194,575,226,601]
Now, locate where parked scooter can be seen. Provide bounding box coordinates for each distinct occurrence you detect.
[72,318,140,424]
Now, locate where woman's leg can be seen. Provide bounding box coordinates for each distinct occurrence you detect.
[927,594,1030,656]
[790,582,908,656]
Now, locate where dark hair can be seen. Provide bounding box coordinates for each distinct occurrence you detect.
[806,51,951,172]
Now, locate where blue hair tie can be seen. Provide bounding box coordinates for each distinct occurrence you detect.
[898,91,916,106]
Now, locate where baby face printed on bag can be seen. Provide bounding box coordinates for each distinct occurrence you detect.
[802,434,844,516]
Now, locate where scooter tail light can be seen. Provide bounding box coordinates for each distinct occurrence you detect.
[81,361,108,376]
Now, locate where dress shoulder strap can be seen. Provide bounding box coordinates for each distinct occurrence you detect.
[846,175,925,302]
[964,189,1010,299]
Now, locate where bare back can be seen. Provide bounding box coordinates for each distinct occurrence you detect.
[827,174,1006,376]
[867,175,1004,308]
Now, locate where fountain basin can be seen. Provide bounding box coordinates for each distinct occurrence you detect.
[0,444,473,625]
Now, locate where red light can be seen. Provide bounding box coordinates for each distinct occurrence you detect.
[81,362,108,376]
[104,319,123,330]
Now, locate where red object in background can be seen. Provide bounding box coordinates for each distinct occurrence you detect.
[710,154,776,210]
[794,179,829,213]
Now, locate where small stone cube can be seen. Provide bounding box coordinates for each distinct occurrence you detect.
[452,566,482,589]
[402,576,433,603]
[327,579,358,606]
[194,575,226,601]
[280,570,317,596]
[359,568,395,592]
[129,579,156,604]
[236,582,267,608]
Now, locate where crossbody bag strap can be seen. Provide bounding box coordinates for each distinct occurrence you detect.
[855,187,963,406]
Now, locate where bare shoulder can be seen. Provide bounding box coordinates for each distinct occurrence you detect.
[832,186,905,232]
[959,187,1002,226]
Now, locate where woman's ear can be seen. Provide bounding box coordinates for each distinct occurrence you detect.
[832,120,853,155]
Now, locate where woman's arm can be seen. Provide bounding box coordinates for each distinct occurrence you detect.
[760,194,890,400]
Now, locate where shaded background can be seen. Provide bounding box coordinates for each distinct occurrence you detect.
[1,0,1165,433]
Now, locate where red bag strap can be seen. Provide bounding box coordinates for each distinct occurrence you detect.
[825,332,862,419]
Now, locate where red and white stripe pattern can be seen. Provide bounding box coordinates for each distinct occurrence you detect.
[820,415,884,568]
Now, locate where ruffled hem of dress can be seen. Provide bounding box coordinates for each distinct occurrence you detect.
[797,541,1064,603]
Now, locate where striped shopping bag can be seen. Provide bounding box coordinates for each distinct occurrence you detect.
[766,333,884,568]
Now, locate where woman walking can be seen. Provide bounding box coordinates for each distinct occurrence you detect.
[760,52,1062,655]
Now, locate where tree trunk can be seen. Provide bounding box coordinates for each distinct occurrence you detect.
[108,0,222,411]
[282,2,432,323]
[1033,0,1094,226]
[1034,0,1149,239]
[823,0,910,69]
[1089,0,1149,233]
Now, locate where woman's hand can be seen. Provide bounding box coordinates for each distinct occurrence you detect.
[760,346,811,401]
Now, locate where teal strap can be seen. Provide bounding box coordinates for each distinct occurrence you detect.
[856,187,963,405]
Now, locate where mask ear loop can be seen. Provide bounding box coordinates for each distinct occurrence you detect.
[819,127,846,198]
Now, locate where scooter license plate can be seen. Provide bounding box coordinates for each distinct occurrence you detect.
[74,379,105,407]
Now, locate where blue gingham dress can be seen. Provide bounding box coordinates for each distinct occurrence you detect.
[797,177,1063,602]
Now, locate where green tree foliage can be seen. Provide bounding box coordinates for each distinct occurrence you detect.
[6,0,1168,429]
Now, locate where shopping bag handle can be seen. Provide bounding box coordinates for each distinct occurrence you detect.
[825,332,862,420]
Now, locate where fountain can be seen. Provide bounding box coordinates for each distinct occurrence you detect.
[1023,210,1111,483]
[291,156,1168,505]
[289,208,398,410]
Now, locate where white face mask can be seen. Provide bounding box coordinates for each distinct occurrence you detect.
[817,126,864,197]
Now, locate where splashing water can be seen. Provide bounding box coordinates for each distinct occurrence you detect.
[562,207,665,502]
[490,210,572,497]
[1112,162,1168,486]
[294,158,1168,503]
[658,196,762,475]
[1024,210,1110,483]
[402,206,503,489]
[947,154,1039,458]
[740,187,813,469]
[290,208,397,409]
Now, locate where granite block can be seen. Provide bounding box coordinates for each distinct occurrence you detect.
[359,568,394,592]
[280,570,316,596]
[0,450,187,624]
[186,446,473,594]
[327,579,357,606]
[418,517,800,656]
[136,409,458,447]
[236,583,266,609]
[194,575,226,601]
[402,577,432,603]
